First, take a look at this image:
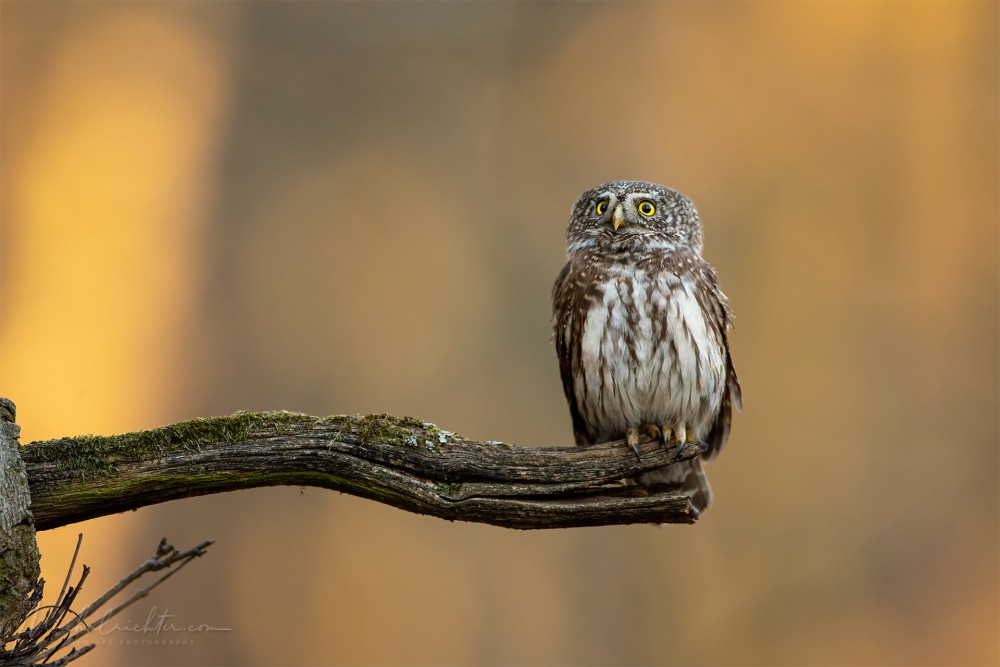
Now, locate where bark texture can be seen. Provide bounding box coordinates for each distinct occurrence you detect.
[20,411,702,531]
[0,399,41,643]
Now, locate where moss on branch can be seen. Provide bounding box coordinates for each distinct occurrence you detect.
[19,410,701,530]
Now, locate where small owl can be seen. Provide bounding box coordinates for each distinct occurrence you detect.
[552,181,741,514]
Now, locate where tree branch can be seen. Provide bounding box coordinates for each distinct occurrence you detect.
[21,411,701,530]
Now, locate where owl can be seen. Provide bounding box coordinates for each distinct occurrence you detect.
[552,181,741,514]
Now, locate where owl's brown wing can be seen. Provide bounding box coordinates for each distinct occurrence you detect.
[552,262,593,446]
[696,262,743,461]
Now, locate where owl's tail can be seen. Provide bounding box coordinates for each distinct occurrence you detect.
[634,458,713,515]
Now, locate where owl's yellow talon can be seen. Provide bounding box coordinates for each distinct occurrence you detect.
[646,424,661,442]
[626,427,641,461]
[674,423,687,446]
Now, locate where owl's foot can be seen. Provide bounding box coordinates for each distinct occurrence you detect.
[672,422,697,456]
[645,422,694,453]
[626,427,641,461]
[630,423,695,460]
[674,422,688,448]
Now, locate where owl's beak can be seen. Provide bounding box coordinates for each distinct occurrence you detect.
[612,205,625,230]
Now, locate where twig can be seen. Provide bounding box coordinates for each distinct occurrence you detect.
[3,536,90,666]
[49,535,83,630]
[51,539,213,652]
[3,536,213,666]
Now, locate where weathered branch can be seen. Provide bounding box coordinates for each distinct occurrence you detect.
[4,403,700,661]
[21,412,701,530]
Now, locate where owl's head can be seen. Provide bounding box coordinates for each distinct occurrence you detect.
[566,180,703,256]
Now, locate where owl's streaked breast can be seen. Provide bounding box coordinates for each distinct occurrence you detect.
[575,262,726,444]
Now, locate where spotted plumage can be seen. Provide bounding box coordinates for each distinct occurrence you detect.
[552,181,741,514]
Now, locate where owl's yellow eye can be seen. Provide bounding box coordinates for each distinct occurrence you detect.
[637,201,655,216]
[595,201,608,216]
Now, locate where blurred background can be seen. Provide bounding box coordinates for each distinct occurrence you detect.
[2,2,997,665]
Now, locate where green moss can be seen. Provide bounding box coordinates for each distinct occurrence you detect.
[20,411,316,478]
[355,414,426,445]
[19,410,455,480]
[322,413,450,451]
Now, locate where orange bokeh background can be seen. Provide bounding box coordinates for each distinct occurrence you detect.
[2,2,997,665]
